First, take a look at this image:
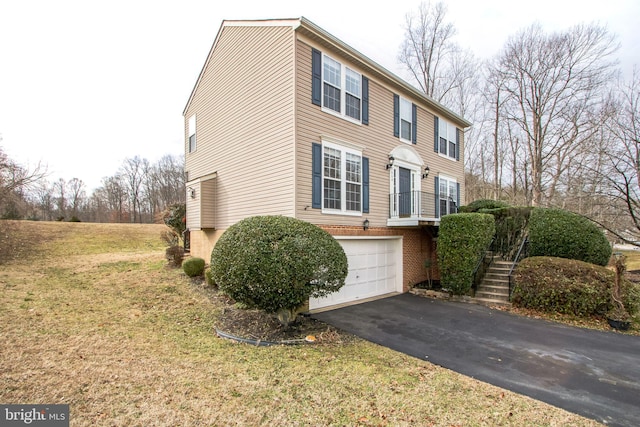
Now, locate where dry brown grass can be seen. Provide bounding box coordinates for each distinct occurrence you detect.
[0,220,603,426]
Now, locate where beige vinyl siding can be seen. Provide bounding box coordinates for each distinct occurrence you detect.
[201,177,216,228]
[185,183,200,230]
[294,38,466,227]
[184,24,296,229]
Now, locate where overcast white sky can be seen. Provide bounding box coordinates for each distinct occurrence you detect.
[1,0,638,191]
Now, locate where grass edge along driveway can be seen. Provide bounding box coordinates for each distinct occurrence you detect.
[0,221,603,426]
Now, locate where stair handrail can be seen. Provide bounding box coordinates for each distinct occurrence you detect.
[507,235,529,298]
[472,237,495,294]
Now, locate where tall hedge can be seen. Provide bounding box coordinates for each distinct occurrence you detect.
[438,213,496,295]
[210,216,348,325]
[528,208,611,266]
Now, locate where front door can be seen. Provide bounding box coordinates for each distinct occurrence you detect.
[398,167,411,217]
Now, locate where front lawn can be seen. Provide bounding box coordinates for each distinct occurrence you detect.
[0,221,602,426]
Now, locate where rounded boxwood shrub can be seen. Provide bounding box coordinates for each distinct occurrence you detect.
[512,257,612,316]
[438,213,495,295]
[528,208,611,266]
[183,257,205,277]
[210,216,348,326]
[459,199,510,213]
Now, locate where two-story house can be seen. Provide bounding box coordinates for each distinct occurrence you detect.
[183,18,471,311]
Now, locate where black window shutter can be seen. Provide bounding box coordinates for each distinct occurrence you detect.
[311,49,322,106]
[456,182,461,212]
[312,143,322,208]
[434,176,440,218]
[455,128,461,161]
[412,103,417,144]
[362,76,369,125]
[393,94,399,137]
[362,157,369,213]
[434,116,439,153]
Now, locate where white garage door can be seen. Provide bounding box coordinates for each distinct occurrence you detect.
[309,238,402,310]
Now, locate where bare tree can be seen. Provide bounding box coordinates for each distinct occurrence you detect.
[102,175,128,223]
[0,142,47,215]
[120,156,148,223]
[398,1,457,100]
[52,178,67,220]
[67,178,86,219]
[596,68,640,243]
[33,180,55,221]
[495,23,618,206]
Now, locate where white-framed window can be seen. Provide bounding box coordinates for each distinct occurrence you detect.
[322,141,362,215]
[188,115,196,153]
[439,176,458,217]
[438,118,457,159]
[323,54,362,122]
[400,97,413,142]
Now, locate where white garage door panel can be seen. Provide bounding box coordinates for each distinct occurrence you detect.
[309,238,402,310]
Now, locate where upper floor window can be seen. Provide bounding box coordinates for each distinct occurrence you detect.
[436,117,458,160]
[188,115,196,153]
[400,98,413,141]
[322,54,362,121]
[312,48,369,125]
[394,95,417,144]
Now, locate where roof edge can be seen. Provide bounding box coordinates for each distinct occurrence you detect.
[297,17,471,128]
[184,17,471,128]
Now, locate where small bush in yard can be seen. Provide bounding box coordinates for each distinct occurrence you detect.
[165,245,184,268]
[183,257,205,277]
[512,257,618,317]
[211,215,348,326]
[528,208,611,266]
[204,267,215,287]
[438,213,495,295]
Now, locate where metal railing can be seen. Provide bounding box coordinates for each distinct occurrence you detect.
[472,237,496,295]
[508,236,529,298]
[388,191,458,220]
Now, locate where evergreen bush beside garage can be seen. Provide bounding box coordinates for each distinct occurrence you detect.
[210,215,348,326]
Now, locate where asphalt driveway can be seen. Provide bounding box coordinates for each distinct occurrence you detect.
[313,293,640,427]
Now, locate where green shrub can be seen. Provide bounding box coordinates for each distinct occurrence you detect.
[438,213,495,295]
[204,267,215,287]
[622,280,640,316]
[210,216,348,326]
[183,257,205,277]
[459,199,510,213]
[513,257,614,316]
[528,208,611,266]
[68,216,81,222]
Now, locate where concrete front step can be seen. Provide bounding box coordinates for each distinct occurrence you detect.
[476,291,509,300]
[484,274,510,282]
[473,297,512,308]
[476,286,509,295]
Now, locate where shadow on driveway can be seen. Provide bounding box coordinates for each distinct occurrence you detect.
[313,293,640,427]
